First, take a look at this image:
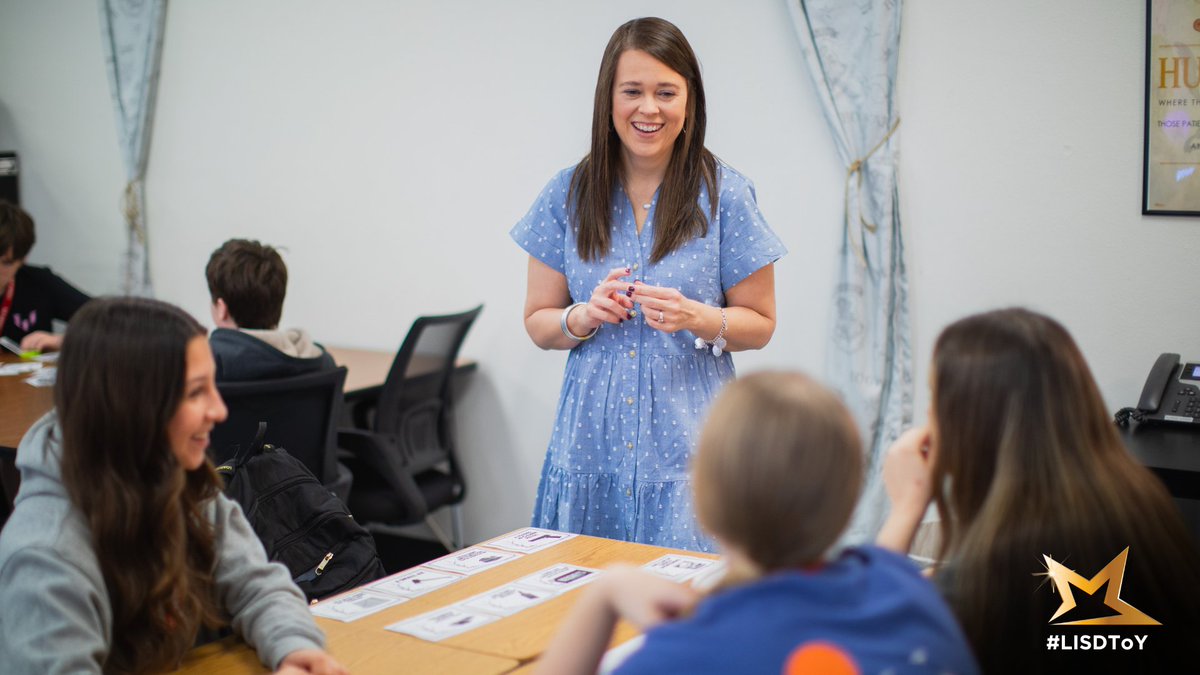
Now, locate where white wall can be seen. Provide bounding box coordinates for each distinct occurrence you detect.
[1,0,1193,545]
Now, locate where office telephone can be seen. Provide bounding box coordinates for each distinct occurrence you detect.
[1134,353,1200,425]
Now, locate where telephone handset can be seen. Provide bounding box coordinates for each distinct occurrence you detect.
[1135,353,1200,425]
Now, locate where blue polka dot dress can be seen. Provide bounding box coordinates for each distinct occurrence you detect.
[510,162,786,552]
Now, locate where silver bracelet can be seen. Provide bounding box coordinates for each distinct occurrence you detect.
[694,307,728,356]
[561,302,599,342]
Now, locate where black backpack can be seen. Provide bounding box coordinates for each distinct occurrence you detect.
[215,423,385,601]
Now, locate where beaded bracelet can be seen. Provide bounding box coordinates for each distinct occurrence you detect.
[694,307,728,356]
[561,302,599,342]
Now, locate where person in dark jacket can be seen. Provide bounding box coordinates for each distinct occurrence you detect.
[0,201,90,352]
[205,238,335,381]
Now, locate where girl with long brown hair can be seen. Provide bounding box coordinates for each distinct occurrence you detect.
[879,308,1200,672]
[511,16,785,552]
[0,297,345,674]
[536,372,977,674]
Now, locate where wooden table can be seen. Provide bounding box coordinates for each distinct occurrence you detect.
[179,634,519,675]
[177,532,718,674]
[0,353,54,451]
[0,354,55,522]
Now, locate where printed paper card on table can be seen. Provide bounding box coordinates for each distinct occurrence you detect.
[687,559,728,591]
[482,527,577,554]
[514,564,600,595]
[25,367,55,387]
[0,362,40,376]
[641,554,718,582]
[424,547,520,576]
[310,588,407,623]
[385,605,503,642]
[460,582,556,617]
[368,566,464,599]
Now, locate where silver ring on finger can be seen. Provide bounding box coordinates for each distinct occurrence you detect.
[658,310,665,323]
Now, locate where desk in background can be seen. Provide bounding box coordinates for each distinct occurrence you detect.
[0,347,473,448]
[0,347,476,524]
[325,345,477,395]
[1118,420,1200,538]
[0,354,55,523]
[178,532,717,674]
[0,354,54,451]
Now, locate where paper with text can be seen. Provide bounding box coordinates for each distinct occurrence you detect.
[482,527,577,554]
[641,554,718,582]
[385,606,503,642]
[460,582,555,616]
[423,547,519,575]
[368,566,464,598]
[309,589,406,622]
[514,564,600,595]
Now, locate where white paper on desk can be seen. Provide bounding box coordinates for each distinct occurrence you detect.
[514,564,600,595]
[368,566,463,598]
[641,554,717,582]
[460,582,555,617]
[309,589,406,622]
[0,362,40,376]
[24,366,55,387]
[482,527,576,554]
[423,547,519,575]
[687,559,727,591]
[385,605,502,642]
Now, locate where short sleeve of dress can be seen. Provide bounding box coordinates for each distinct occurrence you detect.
[717,166,786,290]
[509,168,575,275]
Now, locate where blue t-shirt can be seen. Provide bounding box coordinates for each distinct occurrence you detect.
[615,546,979,675]
[510,163,786,551]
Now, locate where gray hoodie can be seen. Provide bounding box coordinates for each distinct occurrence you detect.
[0,412,326,673]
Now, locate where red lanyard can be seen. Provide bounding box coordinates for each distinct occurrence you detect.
[0,280,13,333]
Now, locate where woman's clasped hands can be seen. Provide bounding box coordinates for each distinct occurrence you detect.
[580,265,703,335]
[580,266,637,330]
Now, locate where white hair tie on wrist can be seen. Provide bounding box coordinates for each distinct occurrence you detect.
[694,307,727,356]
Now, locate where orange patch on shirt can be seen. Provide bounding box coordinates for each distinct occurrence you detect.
[784,641,859,675]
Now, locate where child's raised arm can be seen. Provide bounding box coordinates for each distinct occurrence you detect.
[535,566,699,675]
[876,425,935,554]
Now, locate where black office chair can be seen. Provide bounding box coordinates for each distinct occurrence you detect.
[339,305,482,551]
[209,366,352,502]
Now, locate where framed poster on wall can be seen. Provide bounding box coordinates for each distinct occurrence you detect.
[1143,0,1200,215]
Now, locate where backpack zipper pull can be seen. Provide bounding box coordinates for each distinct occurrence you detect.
[315,552,334,576]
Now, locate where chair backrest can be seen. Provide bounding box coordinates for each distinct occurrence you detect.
[209,366,348,486]
[375,305,482,472]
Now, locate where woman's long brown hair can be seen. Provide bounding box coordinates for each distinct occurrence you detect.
[57,297,225,673]
[930,308,1200,670]
[571,17,719,264]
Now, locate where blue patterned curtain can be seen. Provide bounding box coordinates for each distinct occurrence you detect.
[786,0,911,542]
[98,0,166,296]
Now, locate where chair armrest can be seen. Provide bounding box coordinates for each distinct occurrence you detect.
[337,428,428,520]
[344,385,382,429]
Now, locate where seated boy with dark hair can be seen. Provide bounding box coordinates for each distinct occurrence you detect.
[206,238,335,381]
[0,201,91,352]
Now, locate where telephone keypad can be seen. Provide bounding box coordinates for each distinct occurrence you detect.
[1169,384,1200,419]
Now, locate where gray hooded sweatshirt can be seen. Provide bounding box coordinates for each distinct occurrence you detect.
[0,412,325,673]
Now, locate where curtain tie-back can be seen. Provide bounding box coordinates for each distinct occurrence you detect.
[845,116,901,267]
[122,179,147,246]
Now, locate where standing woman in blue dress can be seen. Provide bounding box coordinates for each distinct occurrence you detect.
[511,17,785,552]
